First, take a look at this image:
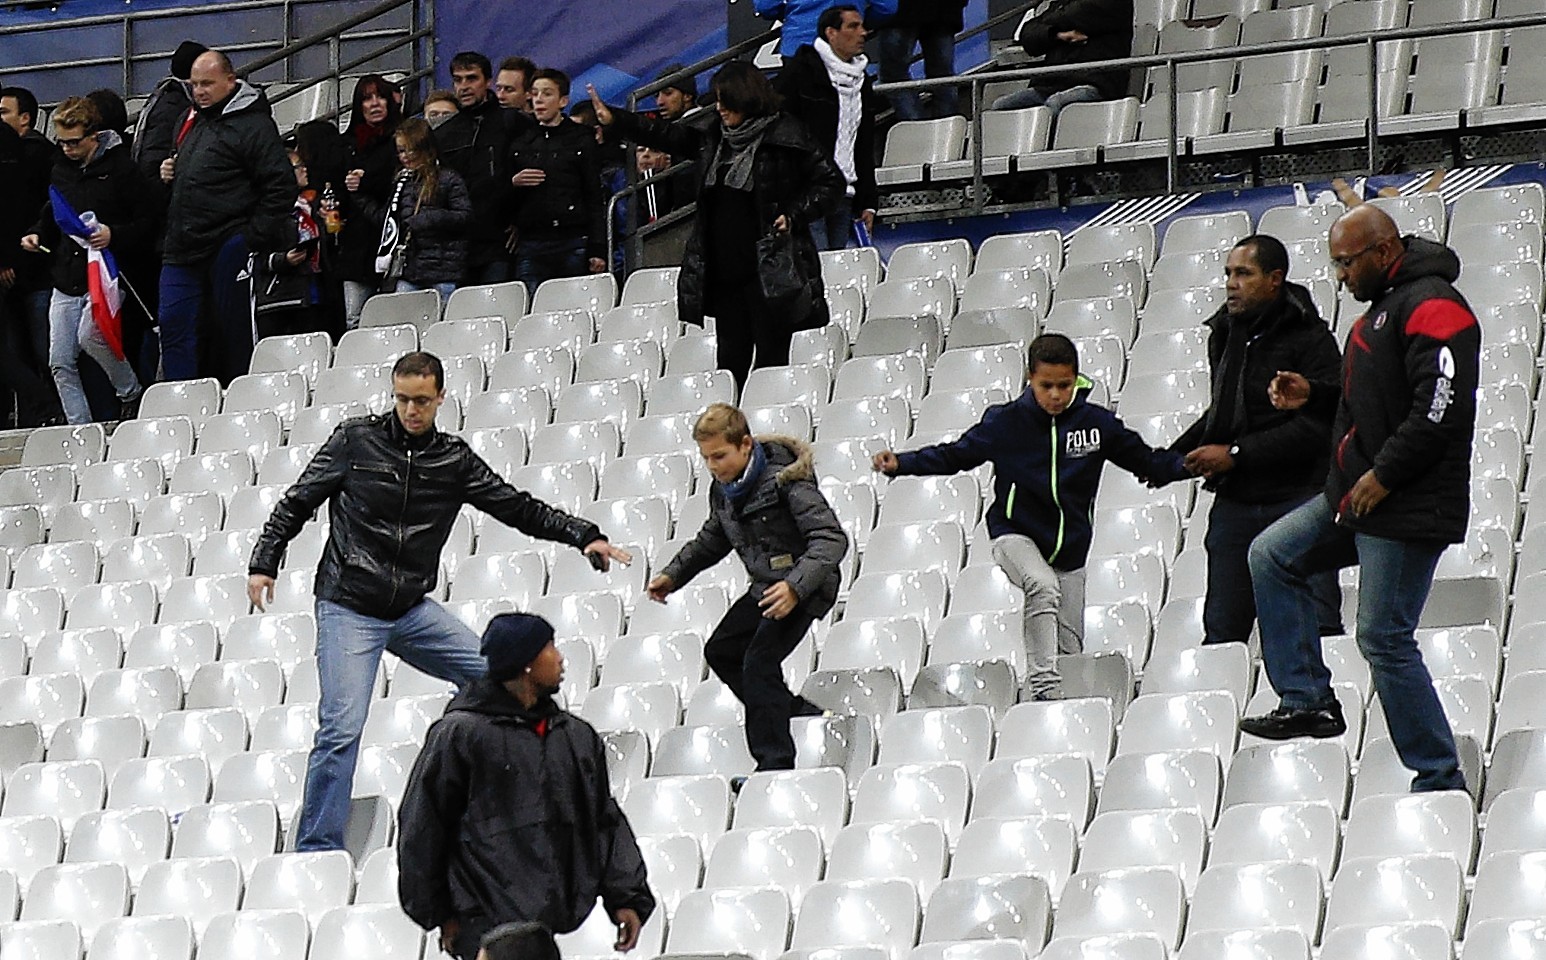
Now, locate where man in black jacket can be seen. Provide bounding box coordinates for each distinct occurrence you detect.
[776,5,881,251]
[435,51,516,286]
[1169,235,1343,646]
[991,0,1133,114]
[130,40,207,183]
[249,351,633,853]
[399,613,654,960]
[507,69,607,297]
[1241,206,1477,795]
[647,404,849,771]
[157,49,297,384]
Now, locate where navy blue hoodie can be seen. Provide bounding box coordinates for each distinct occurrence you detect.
[894,379,1191,571]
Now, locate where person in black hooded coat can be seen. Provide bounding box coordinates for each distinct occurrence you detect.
[398,613,655,960]
[338,74,402,331]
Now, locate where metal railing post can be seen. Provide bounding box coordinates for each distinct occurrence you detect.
[1365,36,1380,177]
[1165,59,1178,195]
[970,77,985,214]
[121,16,133,98]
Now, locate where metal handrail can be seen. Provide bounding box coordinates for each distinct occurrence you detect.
[872,10,1546,208]
[240,0,418,76]
[625,27,781,110]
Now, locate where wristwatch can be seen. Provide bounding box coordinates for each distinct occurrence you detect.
[1228,444,1241,458]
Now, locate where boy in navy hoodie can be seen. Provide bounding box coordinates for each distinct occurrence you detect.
[874,333,1192,699]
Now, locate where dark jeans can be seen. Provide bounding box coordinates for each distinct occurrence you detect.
[709,281,794,392]
[704,592,817,771]
[810,207,854,252]
[877,25,959,120]
[158,233,253,383]
[469,246,513,287]
[0,287,63,426]
[1204,494,1343,645]
[1249,495,1464,792]
[515,235,589,301]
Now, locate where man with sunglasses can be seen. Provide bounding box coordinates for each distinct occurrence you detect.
[1241,205,1478,796]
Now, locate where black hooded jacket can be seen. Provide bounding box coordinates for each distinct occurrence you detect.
[1170,282,1343,504]
[1304,237,1480,544]
[1015,0,1135,100]
[774,43,881,215]
[397,680,655,938]
[249,413,603,619]
[434,95,515,268]
[32,134,158,297]
[162,79,299,264]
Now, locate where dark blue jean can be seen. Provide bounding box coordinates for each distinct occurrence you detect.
[809,207,854,252]
[1204,494,1343,645]
[297,598,486,851]
[158,233,252,382]
[1249,495,1464,791]
[514,235,589,302]
[877,25,959,120]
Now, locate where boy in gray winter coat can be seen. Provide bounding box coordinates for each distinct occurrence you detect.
[647,403,849,771]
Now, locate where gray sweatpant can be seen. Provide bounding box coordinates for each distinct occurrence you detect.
[991,533,1086,699]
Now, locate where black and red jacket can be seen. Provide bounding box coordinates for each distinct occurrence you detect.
[1307,237,1479,544]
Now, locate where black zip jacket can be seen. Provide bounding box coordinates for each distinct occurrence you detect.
[5,129,57,291]
[434,96,515,268]
[32,135,157,297]
[1304,237,1480,543]
[356,168,473,287]
[249,413,603,619]
[774,44,881,215]
[337,128,400,283]
[397,681,655,937]
[1015,0,1135,100]
[1170,282,1343,504]
[507,118,608,259]
[162,80,299,265]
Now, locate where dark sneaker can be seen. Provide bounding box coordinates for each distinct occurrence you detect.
[791,697,829,718]
[1239,702,1347,740]
[730,775,749,794]
[118,391,143,422]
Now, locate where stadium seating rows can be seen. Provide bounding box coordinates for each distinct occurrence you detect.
[0,182,1544,959]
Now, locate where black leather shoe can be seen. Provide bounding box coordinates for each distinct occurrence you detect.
[1239,702,1347,740]
[118,391,143,422]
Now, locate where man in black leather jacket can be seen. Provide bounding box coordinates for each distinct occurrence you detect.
[248,351,632,852]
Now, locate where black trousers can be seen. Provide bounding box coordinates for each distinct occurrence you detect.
[708,280,793,391]
[704,591,816,771]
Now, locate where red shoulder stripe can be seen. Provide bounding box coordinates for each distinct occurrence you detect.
[1404,299,1476,340]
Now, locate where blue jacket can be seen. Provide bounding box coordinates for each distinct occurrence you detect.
[894,381,1190,571]
[756,0,901,56]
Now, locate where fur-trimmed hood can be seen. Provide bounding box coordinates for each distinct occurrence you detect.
[758,433,816,484]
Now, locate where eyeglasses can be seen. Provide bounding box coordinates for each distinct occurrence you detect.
[1330,241,1382,270]
[57,135,90,148]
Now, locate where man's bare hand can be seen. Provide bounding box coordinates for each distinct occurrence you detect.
[760,581,798,620]
[512,168,546,187]
[247,574,275,612]
[88,225,112,251]
[646,574,674,603]
[1056,29,1089,42]
[285,248,307,266]
[1348,469,1389,518]
[1184,444,1235,479]
[439,918,460,954]
[344,168,365,192]
[160,155,176,183]
[588,257,607,274]
[860,210,875,232]
[613,908,642,952]
[1268,371,1310,411]
[872,450,899,475]
[586,85,615,126]
[18,235,40,254]
[584,540,632,572]
[0,267,13,290]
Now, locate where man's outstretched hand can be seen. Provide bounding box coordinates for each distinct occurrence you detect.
[612,908,642,951]
[586,85,615,126]
[247,574,275,612]
[584,540,632,572]
[1268,371,1310,411]
[872,450,900,475]
[646,574,674,604]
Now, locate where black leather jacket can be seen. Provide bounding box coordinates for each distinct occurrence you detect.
[250,413,603,619]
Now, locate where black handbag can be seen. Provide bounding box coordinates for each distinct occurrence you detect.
[756,228,814,321]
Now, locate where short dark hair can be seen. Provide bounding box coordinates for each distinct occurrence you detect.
[817,4,862,38]
[1234,233,1290,279]
[393,351,445,391]
[569,98,597,124]
[86,89,129,134]
[533,68,571,98]
[710,61,781,119]
[499,56,537,86]
[206,50,236,76]
[1,87,39,129]
[450,51,493,80]
[1029,333,1079,374]
[481,922,561,960]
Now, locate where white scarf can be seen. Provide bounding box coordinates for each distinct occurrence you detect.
[815,38,866,197]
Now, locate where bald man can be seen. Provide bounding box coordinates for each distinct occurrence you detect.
[158,49,296,383]
[1241,205,1478,795]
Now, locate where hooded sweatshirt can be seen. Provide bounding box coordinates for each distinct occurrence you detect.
[397,679,655,939]
[34,131,157,296]
[895,380,1191,571]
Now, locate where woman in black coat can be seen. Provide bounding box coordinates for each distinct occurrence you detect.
[586,62,844,389]
[356,118,472,300]
[339,74,403,329]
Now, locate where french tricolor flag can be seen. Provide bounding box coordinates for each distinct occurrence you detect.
[49,186,126,361]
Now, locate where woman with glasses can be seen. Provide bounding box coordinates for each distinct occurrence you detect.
[18,96,150,423]
[356,117,471,302]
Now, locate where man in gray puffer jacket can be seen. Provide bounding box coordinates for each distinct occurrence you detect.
[647,403,849,771]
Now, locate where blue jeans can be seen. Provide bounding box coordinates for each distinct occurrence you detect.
[877,26,959,120]
[297,598,486,851]
[1204,494,1342,645]
[1249,495,1464,792]
[395,279,458,302]
[992,83,1101,117]
[514,235,589,301]
[158,233,253,382]
[48,291,142,424]
[809,207,855,252]
[469,258,512,286]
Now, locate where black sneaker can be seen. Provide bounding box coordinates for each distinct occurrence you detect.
[1239,702,1347,740]
[118,391,143,422]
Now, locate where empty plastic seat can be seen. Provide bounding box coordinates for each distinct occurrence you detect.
[703,824,824,904]
[0,815,62,896]
[1116,691,1239,764]
[89,915,195,960]
[620,774,730,851]
[85,667,182,728]
[243,850,353,925]
[935,106,1052,179]
[919,874,1051,953]
[876,117,968,185]
[1324,854,1464,938]
[1051,866,1185,949]
[867,277,956,324]
[106,754,209,813]
[532,274,618,317]
[1208,798,1340,878]
[1186,859,1323,943]
[22,425,105,469]
[1342,790,1476,869]
[248,331,331,384]
[222,372,307,428]
[1459,918,1546,960]
[360,288,440,333]
[732,767,849,847]
[20,861,128,942]
[790,878,921,960]
[851,761,970,843]
[64,807,169,887]
[667,887,791,960]
[169,801,280,877]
